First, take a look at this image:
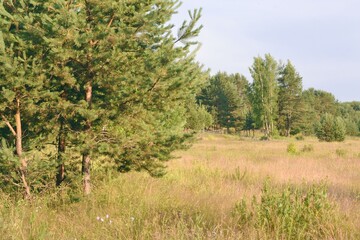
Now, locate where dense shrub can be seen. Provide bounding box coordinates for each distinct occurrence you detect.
[287,143,297,154]
[301,144,314,152]
[233,183,344,239]
[345,119,360,136]
[185,104,213,131]
[315,114,346,142]
[259,135,270,141]
[336,148,347,158]
[228,127,236,134]
[295,134,304,140]
[0,139,55,197]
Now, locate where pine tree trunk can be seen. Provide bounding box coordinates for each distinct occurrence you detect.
[15,99,31,199]
[56,119,66,186]
[286,114,291,137]
[82,82,92,195]
[82,153,91,195]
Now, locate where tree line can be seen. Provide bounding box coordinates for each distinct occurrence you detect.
[0,0,207,198]
[198,54,360,140]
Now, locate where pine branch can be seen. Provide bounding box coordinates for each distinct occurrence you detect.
[1,114,17,136]
[174,8,203,45]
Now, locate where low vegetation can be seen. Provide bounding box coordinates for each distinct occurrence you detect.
[1,133,359,239]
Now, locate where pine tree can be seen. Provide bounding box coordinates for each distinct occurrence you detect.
[0,0,53,198]
[199,72,248,130]
[42,0,205,194]
[277,60,303,136]
[315,114,346,142]
[185,97,213,131]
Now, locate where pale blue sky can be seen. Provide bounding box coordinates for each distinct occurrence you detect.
[171,0,360,102]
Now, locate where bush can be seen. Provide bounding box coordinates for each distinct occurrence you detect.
[295,134,304,141]
[260,135,270,141]
[315,114,346,142]
[233,183,344,239]
[185,104,213,131]
[301,144,314,152]
[345,119,359,136]
[336,148,347,158]
[287,143,297,155]
[0,139,56,197]
[228,127,236,134]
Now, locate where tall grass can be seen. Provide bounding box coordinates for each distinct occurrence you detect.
[1,133,359,239]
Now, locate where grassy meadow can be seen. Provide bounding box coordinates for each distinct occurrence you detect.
[1,133,360,239]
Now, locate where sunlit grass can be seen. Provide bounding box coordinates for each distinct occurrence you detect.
[1,133,359,239]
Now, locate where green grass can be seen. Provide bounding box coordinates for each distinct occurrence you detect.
[1,133,360,239]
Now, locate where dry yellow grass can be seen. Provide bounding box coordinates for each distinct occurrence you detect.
[1,133,359,239]
[169,133,360,231]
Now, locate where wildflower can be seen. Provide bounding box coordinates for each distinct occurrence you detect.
[96,216,100,221]
[106,214,109,219]
[130,217,135,222]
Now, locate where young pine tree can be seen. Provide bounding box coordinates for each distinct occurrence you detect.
[0,0,55,198]
[277,60,303,136]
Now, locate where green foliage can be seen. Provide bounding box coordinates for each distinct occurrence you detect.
[315,114,346,142]
[295,133,305,140]
[249,54,279,137]
[199,72,250,129]
[277,60,304,137]
[338,102,360,136]
[300,88,339,135]
[228,127,236,134]
[301,144,314,152]
[0,139,56,197]
[243,111,256,132]
[303,89,338,116]
[345,119,359,136]
[259,135,270,141]
[336,148,347,158]
[185,100,213,131]
[0,0,207,196]
[233,183,343,239]
[228,167,248,182]
[287,143,297,154]
[0,139,18,194]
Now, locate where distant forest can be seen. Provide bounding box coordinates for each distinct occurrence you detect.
[197,54,360,140]
[0,1,359,198]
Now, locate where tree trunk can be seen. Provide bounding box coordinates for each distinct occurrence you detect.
[56,119,66,186]
[82,82,92,195]
[15,99,31,199]
[286,114,291,137]
[82,153,91,195]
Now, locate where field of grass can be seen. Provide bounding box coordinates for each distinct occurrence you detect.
[1,133,360,239]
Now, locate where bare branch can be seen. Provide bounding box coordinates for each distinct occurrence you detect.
[107,14,115,28]
[1,114,17,136]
